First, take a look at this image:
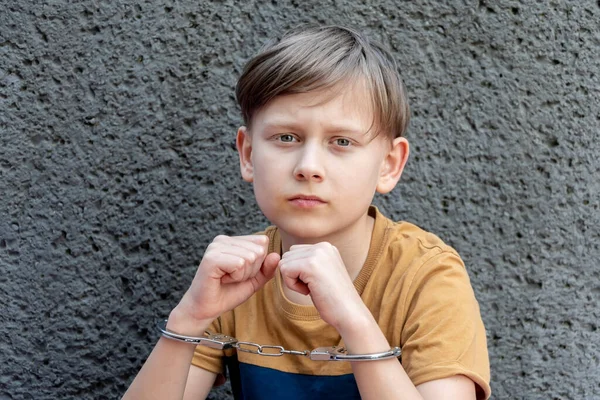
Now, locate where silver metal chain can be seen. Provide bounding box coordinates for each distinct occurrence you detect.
[156,319,401,362]
[235,341,309,357]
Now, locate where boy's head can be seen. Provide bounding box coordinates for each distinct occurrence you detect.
[236,25,410,140]
[235,25,411,242]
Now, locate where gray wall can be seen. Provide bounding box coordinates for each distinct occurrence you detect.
[1,0,598,398]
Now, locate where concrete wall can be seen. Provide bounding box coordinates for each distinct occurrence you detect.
[1,0,599,398]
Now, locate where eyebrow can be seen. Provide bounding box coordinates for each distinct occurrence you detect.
[261,119,369,136]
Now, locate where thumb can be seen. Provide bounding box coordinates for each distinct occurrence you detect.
[253,252,280,289]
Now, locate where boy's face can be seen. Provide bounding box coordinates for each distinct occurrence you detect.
[237,82,409,242]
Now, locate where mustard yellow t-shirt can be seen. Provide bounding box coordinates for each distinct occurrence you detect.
[192,206,491,399]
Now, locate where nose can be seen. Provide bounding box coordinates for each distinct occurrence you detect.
[293,144,324,182]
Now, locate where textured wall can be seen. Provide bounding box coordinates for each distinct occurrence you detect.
[1,0,599,398]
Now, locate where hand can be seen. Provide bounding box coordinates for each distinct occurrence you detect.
[171,235,280,333]
[278,242,369,334]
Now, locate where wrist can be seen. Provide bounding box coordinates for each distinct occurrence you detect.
[167,306,213,337]
[333,301,374,337]
[336,309,374,338]
[336,309,391,354]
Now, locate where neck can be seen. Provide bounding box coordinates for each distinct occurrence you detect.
[279,211,376,280]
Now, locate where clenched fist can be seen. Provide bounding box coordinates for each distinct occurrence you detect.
[170,235,280,334]
[278,242,370,335]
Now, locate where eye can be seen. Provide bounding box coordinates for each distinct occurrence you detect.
[278,134,296,143]
[335,138,351,147]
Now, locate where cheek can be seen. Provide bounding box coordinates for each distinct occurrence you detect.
[251,148,275,177]
[252,178,277,218]
[250,150,283,200]
[336,156,381,182]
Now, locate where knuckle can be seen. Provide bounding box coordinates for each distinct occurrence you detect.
[255,234,268,243]
[203,249,219,261]
[214,234,229,242]
[315,242,330,252]
[236,258,246,268]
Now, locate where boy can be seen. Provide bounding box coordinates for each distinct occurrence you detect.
[124,25,490,399]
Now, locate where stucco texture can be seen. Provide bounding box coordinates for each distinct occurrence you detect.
[1,0,599,398]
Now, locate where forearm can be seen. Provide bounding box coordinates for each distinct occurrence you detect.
[122,310,212,400]
[340,311,422,400]
[123,235,279,399]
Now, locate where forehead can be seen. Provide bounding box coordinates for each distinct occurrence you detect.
[253,81,378,135]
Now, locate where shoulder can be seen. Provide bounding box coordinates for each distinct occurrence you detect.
[382,218,474,308]
[386,219,459,256]
[365,210,475,320]
[376,211,464,279]
[363,207,468,297]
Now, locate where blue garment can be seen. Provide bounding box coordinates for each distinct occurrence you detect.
[225,357,361,400]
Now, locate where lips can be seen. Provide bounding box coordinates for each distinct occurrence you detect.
[289,195,325,201]
[288,194,327,208]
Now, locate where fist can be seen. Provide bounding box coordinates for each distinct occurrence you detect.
[175,235,280,326]
[278,242,366,332]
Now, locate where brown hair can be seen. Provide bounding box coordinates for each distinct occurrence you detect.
[236,25,410,138]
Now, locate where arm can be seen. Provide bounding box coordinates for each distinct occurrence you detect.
[182,364,219,400]
[123,235,281,400]
[278,243,479,400]
[340,309,476,400]
[122,310,215,400]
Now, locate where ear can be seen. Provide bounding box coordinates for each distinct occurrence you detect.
[376,137,410,194]
[236,126,254,182]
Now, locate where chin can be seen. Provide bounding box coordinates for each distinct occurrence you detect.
[271,216,342,241]
[259,203,370,241]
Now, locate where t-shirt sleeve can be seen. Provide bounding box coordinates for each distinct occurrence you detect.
[190,317,226,376]
[400,250,491,399]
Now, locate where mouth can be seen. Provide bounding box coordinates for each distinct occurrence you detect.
[288,194,327,208]
[289,195,325,201]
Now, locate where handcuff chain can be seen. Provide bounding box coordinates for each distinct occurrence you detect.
[235,341,309,357]
[156,319,401,362]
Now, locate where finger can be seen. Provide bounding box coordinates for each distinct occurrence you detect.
[211,236,269,281]
[220,247,265,281]
[226,237,270,281]
[211,245,261,261]
[214,234,268,243]
[241,234,270,242]
[218,241,273,284]
[222,252,279,294]
[281,244,319,259]
[281,250,313,263]
[288,242,334,251]
[231,234,270,246]
[250,252,280,290]
[221,273,242,285]
[280,250,325,269]
[282,274,310,296]
[243,237,271,280]
[288,244,314,250]
[215,235,268,257]
[220,263,254,284]
[203,253,249,282]
[279,259,311,296]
